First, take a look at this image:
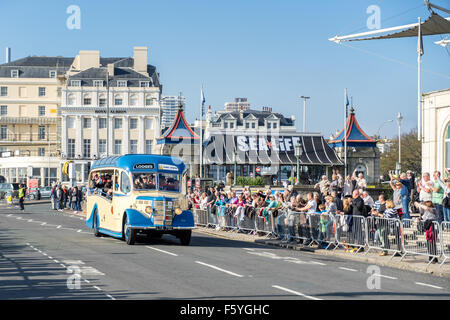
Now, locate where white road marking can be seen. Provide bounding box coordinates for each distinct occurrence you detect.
[195,261,244,278]
[272,285,323,300]
[246,251,326,266]
[339,267,358,272]
[62,260,85,265]
[145,246,178,257]
[373,274,397,280]
[415,282,443,290]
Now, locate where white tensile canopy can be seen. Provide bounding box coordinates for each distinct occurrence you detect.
[329,2,450,141]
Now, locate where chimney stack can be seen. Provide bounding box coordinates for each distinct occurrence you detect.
[133,46,148,75]
[5,47,11,63]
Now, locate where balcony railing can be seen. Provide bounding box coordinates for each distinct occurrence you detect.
[0,133,58,144]
[0,117,58,125]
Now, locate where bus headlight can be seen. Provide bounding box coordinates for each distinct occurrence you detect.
[174,208,183,215]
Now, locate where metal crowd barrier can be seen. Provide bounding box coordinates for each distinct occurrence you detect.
[193,209,208,226]
[333,215,367,252]
[255,212,275,235]
[401,218,441,265]
[440,222,450,266]
[193,206,450,267]
[309,213,336,249]
[366,216,403,259]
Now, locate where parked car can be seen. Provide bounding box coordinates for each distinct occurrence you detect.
[39,186,52,199]
[0,183,20,199]
[27,186,53,200]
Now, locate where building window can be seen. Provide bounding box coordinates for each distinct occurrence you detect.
[49,70,56,78]
[93,80,103,87]
[38,147,45,156]
[252,122,256,129]
[68,94,76,105]
[446,124,450,169]
[83,118,91,129]
[68,139,75,158]
[145,140,152,154]
[114,95,123,106]
[98,139,106,155]
[67,117,75,129]
[38,126,46,140]
[273,122,277,129]
[38,106,45,116]
[99,118,107,129]
[145,118,153,130]
[245,123,249,129]
[130,118,138,130]
[0,87,7,97]
[224,122,228,129]
[114,118,122,129]
[267,122,271,129]
[114,140,122,155]
[0,126,7,140]
[38,87,46,97]
[229,122,234,129]
[70,80,81,87]
[130,140,138,154]
[145,97,153,106]
[130,94,138,106]
[140,81,150,87]
[83,95,91,105]
[117,80,127,87]
[98,94,106,107]
[11,70,19,78]
[83,139,91,158]
[1,106,7,116]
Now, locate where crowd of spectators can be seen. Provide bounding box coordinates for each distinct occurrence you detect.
[187,168,450,262]
[50,182,85,214]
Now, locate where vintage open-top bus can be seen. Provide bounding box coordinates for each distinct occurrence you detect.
[85,154,194,245]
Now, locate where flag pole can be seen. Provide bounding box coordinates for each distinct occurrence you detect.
[344,88,348,178]
[417,16,422,141]
[200,86,204,178]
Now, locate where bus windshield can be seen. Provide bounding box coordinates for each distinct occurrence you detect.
[158,173,180,192]
[132,173,156,190]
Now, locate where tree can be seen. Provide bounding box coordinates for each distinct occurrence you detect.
[380,129,421,178]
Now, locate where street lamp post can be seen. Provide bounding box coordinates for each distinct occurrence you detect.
[294,143,303,185]
[396,112,403,175]
[300,96,310,132]
[233,149,237,186]
[376,119,393,139]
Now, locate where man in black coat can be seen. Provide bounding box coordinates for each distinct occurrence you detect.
[351,189,365,216]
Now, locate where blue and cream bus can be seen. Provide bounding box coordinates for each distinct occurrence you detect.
[85,154,194,245]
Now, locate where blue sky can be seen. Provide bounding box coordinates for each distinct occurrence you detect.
[0,0,449,138]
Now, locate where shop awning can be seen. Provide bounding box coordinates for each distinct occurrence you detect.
[203,134,343,166]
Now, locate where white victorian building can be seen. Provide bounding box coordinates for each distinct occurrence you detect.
[60,47,161,185]
[422,88,450,176]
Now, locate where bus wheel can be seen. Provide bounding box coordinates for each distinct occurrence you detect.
[93,210,101,237]
[123,219,136,245]
[179,230,191,246]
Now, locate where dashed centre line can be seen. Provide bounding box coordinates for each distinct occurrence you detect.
[195,261,244,278]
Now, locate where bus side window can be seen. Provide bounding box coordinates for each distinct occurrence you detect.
[114,170,120,192]
[120,172,131,194]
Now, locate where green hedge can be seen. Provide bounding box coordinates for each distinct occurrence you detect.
[236,176,265,186]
